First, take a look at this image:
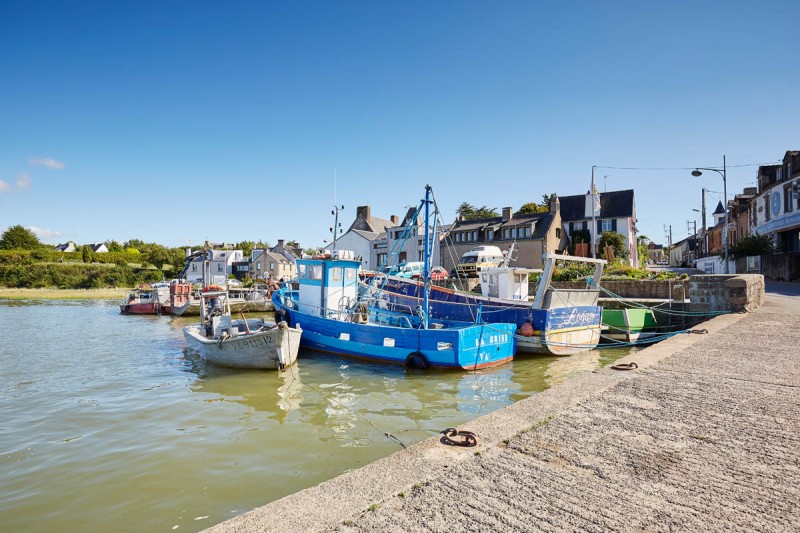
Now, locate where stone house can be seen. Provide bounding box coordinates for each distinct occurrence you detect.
[249,248,295,281]
[439,198,567,273]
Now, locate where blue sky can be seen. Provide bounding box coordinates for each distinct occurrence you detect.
[1,1,797,248]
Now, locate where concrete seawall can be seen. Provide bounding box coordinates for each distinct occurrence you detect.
[207,286,799,532]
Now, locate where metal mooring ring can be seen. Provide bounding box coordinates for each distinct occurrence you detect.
[440,427,478,447]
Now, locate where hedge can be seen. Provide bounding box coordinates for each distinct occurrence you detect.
[0,263,164,289]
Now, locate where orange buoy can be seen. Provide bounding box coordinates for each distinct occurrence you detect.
[517,320,534,337]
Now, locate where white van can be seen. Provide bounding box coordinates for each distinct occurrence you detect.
[455,246,505,277]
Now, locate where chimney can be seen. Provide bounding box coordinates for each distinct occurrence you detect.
[391,215,399,225]
[356,206,370,221]
[278,239,285,248]
[549,195,559,215]
[502,207,513,222]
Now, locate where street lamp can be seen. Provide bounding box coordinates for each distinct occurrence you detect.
[691,155,728,273]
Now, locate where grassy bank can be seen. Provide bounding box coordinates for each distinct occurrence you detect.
[0,288,128,300]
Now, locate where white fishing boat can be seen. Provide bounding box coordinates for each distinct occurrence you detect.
[183,287,301,370]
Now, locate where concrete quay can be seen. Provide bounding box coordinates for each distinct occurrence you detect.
[208,284,800,532]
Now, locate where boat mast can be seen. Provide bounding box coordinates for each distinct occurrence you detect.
[422,185,432,330]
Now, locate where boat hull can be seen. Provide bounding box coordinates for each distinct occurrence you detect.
[183,320,301,369]
[282,306,516,370]
[119,302,160,315]
[375,278,602,356]
[601,308,659,343]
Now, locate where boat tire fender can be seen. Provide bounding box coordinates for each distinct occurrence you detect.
[405,352,429,370]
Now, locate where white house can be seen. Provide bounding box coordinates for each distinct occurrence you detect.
[559,189,639,267]
[55,241,77,252]
[327,206,399,270]
[183,249,243,284]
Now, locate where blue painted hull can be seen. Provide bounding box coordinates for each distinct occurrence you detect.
[376,278,602,355]
[273,291,516,369]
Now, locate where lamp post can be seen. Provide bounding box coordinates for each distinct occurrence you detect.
[691,156,728,273]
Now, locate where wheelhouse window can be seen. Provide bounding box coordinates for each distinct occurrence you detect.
[298,264,307,278]
[330,267,342,282]
[310,265,323,280]
[345,268,356,281]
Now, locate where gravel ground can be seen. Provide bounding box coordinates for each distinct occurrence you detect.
[208,288,800,533]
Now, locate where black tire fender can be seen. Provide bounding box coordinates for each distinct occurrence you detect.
[405,352,429,369]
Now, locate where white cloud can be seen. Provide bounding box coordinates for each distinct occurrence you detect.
[0,180,10,193]
[29,157,65,170]
[16,172,31,190]
[28,226,64,239]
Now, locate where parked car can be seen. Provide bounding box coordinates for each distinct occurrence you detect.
[411,266,448,281]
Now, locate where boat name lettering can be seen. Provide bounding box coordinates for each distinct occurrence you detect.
[231,335,274,350]
[562,308,596,327]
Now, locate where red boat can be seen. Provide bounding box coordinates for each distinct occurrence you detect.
[119,284,167,315]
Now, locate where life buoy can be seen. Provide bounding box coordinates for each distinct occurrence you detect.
[405,352,430,369]
[202,285,224,292]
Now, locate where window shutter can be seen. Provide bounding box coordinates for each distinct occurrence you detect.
[569,222,574,234]
[597,220,602,234]
[582,221,587,230]
[612,219,617,232]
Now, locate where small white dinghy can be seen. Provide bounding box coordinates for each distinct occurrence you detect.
[183,287,301,370]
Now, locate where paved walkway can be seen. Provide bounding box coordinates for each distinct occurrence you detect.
[208,287,800,532]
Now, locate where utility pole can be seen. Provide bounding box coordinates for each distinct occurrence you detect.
[687,220,697,263]
[701,188,707,258]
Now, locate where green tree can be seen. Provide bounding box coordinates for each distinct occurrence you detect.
[637,235,650,267]
[599,231,627,259]
[568,228,591,255]
[0,225,42,250]
[236,241,255,257]
[107,240,123,252]
[143,245,171,270]
[81,245,95,263]
[729,234,775,258]
[456,202,476,219]
[541,193,557,208]
[516,202,547,215]
[124,239,146,251]
[456,203,498,220]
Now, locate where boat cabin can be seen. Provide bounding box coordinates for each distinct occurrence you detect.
[296,255,360,319]
[479,267,540,300]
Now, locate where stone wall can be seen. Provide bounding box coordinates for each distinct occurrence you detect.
[550,280,689,300]
[688,274,765,313]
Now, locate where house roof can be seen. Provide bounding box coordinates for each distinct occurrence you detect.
[89,243,107,252]
[559,189,635,221]
[350,229,380,241]
[712,201,725,215]
[447,212,553,240]
[348,206,396,234]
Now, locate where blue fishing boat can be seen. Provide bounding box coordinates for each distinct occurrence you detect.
[272,186,517,370]
[374,253,606,356]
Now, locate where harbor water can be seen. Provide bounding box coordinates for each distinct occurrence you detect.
[0,299,634,532]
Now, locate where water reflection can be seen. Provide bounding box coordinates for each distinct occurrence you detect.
[0,299,637,532]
